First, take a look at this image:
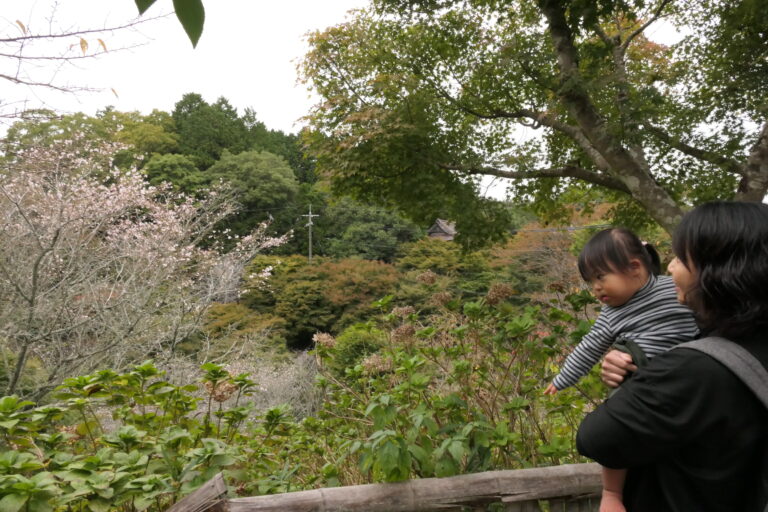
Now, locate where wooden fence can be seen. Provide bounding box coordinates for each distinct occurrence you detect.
[168,463,602,512]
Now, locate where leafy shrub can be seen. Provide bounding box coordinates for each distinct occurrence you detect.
[396,238,489,276]
[275,277,336,349]
[327,323,386,378]
[0,291,605,510]
[242,256,399,349]
[194,303,288,358]
[308,292,605,483]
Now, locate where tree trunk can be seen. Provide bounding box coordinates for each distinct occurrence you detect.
[736,121,768,202]
[540,0,685,232]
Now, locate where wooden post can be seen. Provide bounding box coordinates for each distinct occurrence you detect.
[166,473,228,512]
[226,463,601,512]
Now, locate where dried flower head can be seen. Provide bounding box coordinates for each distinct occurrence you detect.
[391,323,416,343]
[486,283,515,305]
[392,306,415,318]
[548,282,566,293]
[429,291,452,307]
[416,270,438,285]
[57,424,82,444]
[313,332,336,349]
[204,379,239,402]
[361,353,393,375]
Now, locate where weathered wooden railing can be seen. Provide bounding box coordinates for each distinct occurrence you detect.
[168,463,602,512]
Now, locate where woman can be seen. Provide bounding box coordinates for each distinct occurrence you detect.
[577,201,768,511]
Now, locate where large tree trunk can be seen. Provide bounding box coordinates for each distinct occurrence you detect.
[736,121,768,202]
[540,0,685,233]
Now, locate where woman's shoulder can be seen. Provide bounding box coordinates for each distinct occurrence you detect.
[674,336,768,375]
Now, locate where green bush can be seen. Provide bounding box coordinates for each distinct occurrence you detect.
[328,323,386,378]
[242,256,399,349]
[0,291,605,510]
[396,238,489,276]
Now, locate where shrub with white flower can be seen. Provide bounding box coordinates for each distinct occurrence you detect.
[0,136,287,397]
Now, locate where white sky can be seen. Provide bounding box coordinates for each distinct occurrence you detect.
[1,0,367,134]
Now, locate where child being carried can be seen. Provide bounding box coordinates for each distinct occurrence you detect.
[544,228,698,512]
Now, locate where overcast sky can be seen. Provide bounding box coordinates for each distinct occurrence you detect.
[1,0,367,133]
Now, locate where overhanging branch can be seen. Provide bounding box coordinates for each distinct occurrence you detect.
[428,85,614,173]
[645,124,745,175]
[439,162,630,194]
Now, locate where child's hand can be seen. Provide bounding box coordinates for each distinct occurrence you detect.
[543,383,558,395]
[600,490,626,512]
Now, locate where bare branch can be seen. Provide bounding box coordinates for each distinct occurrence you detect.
[0,72,77,92]
[0,12,166,108]
[620,0,673,53]
[593,24,615,47]
[0,16,163,44]
[0,49,112,61]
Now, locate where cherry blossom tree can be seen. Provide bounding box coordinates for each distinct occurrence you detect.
[0,135,286,397]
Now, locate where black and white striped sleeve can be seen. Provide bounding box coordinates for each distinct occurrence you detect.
[552,313,616,390]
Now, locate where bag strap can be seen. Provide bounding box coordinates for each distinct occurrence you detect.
[672,336,768,409]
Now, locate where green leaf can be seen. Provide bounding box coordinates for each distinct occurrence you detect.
[0,419,19,429]
[133,494,156,512]
[447,440,466,463]
[504,397,531,411]
[173,0,205,48]
[87,497,112,512]
[134,0,157,15]
[434,457,458,477]
[0,494,26,512]
[407,444,429,466]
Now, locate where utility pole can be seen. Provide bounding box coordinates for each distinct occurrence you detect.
[302,204,320,262]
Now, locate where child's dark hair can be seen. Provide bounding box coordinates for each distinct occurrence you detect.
[672,201,768,338]
[577,228,661,281]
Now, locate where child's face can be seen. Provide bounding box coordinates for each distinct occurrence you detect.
[588,261,647,307]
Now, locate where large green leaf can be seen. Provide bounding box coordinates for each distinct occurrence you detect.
[134,0,158,15]
[172,0,205,48]
[0,493,27,512]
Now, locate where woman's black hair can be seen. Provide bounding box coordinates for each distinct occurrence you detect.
[672,201,768,339]
[578,227,661,281]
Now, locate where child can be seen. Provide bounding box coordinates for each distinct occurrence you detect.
[543,228,699,512]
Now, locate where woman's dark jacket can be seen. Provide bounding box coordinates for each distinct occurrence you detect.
[577,337,768,511]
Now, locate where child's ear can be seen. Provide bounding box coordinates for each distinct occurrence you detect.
[628,258,643,275]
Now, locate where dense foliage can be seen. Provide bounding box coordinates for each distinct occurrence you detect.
[0,286,605,510]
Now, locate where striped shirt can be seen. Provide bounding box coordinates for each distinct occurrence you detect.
[552,274,699,390]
